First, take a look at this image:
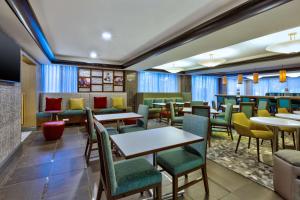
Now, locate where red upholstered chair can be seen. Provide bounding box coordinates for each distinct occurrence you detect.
[42,121,65,140]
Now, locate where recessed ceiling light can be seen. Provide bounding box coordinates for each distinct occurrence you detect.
[102,32,112,40]
[89,51,97,58]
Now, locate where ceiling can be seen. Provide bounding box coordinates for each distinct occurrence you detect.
[27,0,247,64]
[152,26,300,72]
[127,0,300,73]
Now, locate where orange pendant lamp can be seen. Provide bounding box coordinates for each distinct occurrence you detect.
[279,69,287,83]
[253,73,259,84]
[222,76,227,85]
[237,74,243,84]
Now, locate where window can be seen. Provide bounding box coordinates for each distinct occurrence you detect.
[192,75,218,105]
[138,71,179,92]
[252,77,292,95]
[227,76,246,95]
[41,64,78,92]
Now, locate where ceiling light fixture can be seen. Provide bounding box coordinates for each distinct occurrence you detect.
[102,32,112,40]
[165,68,183,73]
[266,32,300,54]
[89,51,97,58]
[199,54,226,67]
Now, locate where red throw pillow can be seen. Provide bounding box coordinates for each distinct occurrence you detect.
[94,97,107,109]
[45,97,62,111]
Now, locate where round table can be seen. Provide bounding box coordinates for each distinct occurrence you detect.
[275,113,300,121]
[250,117,300,152]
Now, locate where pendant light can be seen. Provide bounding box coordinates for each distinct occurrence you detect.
[266,32,300,54]
[237,74,243,84]
[199,54,226,67]
[253,73,259,84]
[222,76,227,85]
[279,69,287,83]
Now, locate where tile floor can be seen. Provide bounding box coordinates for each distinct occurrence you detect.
[0,123,283,200]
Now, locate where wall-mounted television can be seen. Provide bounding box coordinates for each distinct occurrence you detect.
[0,29,20,82]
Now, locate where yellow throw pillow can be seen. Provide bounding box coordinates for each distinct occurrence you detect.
[112,97,124,109]
[69,98,84,110]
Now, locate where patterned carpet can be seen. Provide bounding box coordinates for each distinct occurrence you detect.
[147,119,296,190]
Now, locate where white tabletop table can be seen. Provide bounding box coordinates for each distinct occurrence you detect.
[182,107,219,115]
[221,104,240,109]
[275,113,300,121]
[250,117,300,152]
[293,111,300,115]
[94,112,143,130]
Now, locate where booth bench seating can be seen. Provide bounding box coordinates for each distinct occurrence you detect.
[135,92,191,118]
[36,92,127,126]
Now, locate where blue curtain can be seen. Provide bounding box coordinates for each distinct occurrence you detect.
[192,75,218,105]
[252,77,289,95]
[227,76,246,95]
[41,64,78,92]
[138,71,179,92]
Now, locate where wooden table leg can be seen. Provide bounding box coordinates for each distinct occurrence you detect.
[272,127,279,152]
[296,128,300,151]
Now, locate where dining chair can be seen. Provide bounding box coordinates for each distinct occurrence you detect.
[119,104,149,133]
[258,109,296,149]
[94,121,162,200]
[232,112,273,162]
[170,102,183,127]
[211,100,217,110]
[192,105,211,147]
[210,103,234,140]
[190,101,204,107]
[84,107,118,165]
[157,115,209,199]
[277,98,291,112]
[240,102,255,118]
[224,98,236,105]
[160,102,171,123]
[257,99,268,110]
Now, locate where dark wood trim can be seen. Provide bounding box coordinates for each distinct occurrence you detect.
[186,52,300,74]
[122,0,292,67]
[52,59,122,69]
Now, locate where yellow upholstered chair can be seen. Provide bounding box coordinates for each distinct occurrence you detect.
[277,108,296,148]
[277,107,289,113]
[232,112,273,162]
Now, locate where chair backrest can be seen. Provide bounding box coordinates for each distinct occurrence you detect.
[241,97,251,102]
[224,103,233,123]
[225,98,236,105]
[277,107,289,113]
[277,98,291,111]
[232,112,252,136]
[94,121,117,197]
[258,99,268,110]
[191,101,203,107]
[137,104,149,128]
[192,105,210,118]
[85,107,94,139]
[240,102,255,119]
[257,109,271,117]
[183,115,208,159]
[211,101,217,110]
[170,102,176,120]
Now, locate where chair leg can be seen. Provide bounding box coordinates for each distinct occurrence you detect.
[281,131,285,149]
[172,175,178,200]
[156,184,162,200]
[229,126,233,141]
[96,179,103,200]
[248,137,251,149]
[256,138,260,162]
[292,132,296,149]
[235,135,241,153]
[84,138,89,156]
[86,141,93,165]
[270,140,274,154]
[202,165,209,194]
[261,140,264,145]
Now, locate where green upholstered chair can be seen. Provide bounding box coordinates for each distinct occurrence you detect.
[153,98,164,108]
[94,121,162,200]
[190,101,204,107]
[277,98,291,112]
[210,103,233,140]
[241,97,251,102]
[84,108,118,165]
[119,104,149,133]
[192,105,211,147]
[143,98,153,108]
[240,102,255,119]
[224,97,236,105]
[157,115,209,199]
[257,99,268,110]
[211,100,217,110]
[170,102,183,127]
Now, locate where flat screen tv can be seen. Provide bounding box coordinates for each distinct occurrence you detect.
[0,29,20,82]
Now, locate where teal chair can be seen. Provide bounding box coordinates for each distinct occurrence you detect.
[192,105,211,147]
[240,102,255,119]
[84,108,118,165]
[170,102,183,127]
[119,104,149,133]
[211,100,217,110]
[94,121,162,200]
[257,99,268,110]
[277,98,291,112]
[224,97,236,105]
[210,103,233,140]
[241,97,251,102]
[157,115,209,199]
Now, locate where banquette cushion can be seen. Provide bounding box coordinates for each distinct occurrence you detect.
[69,98,85,110]
[45,97,62,111]
[94,97,107,109]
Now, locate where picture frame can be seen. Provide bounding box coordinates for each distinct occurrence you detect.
[114,76,123,86]
[79,69,90,77]
[103,84,113,91]
[103,70,113,83]
[78,77,90,88]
